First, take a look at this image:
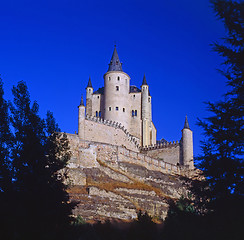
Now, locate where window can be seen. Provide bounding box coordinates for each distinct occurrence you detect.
[97,96,99,99]
[132,110,137,117]
[109,107,111,111]
[89,89,91,93]
[99,111,101,117]
[116,86,119,91]
[118,76,120,80]
[123,108,125,112]
[148,97,150,102]
[108,77,111,81]
[133,95,135,99]
[116,107,119,111]
[96,111,98,117]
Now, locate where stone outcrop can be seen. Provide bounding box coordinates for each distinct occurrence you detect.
[66,134,196,222]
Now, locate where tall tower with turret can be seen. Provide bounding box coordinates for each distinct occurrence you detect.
[181,116,194,169]
[141,75,151,146]
[86,77,93,116]
[103,46,131,130]
[78,95,85,139]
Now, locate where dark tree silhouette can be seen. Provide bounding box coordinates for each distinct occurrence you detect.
[198,0,244,208]
[0,78,12,193]
[8,81,73,239]
[195,0,244,239]
[0,78,13,239]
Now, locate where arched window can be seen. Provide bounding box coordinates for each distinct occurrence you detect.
[96,111,98,117]
[99,111,101,117]
[109,107,111,111]
[123,108,125,112]
[135,110,137,116]
[108,77,111,81]
[148,97,150,102]
[116,86,119,91]
[116,107,119,111]
[118,76,120,80]
[132,110,134,117]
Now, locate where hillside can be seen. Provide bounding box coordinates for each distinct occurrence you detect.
[66,136,196,221]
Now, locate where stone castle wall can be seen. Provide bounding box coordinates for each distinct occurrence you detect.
[143,143,181,165]
[67,134,185,178]
[80,116,140,152]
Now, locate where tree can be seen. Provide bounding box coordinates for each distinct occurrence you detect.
[196,0,244,238]
[0,77,12,193]
[0,78,13,239]
[198,0,244,206]
[9,81,73,239]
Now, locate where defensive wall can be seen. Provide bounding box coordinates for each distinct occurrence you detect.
[67,133,191,180]
[79,115,140,152]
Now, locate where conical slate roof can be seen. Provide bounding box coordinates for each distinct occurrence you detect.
[142,74,148,85]
[108,46,123,72]
[86,77,93,88]
[184,115,190,129]
[80,95,84,106]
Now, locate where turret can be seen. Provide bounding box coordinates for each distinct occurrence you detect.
[86,77,93,116]
[141,74,152,146]
[78,95,85,139]
[103,46,130,129]
[181,116,194,169]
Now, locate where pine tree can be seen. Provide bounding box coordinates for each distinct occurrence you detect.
[10,81,73,238]
[0,77,12,193]
[198,0,244,206]
[0,78,13,239]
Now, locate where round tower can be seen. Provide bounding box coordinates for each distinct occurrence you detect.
[78,95,85,139]
[103,46,131,129]
[141,74,151,146]
[86,77,93,116]
[181,116,194,169]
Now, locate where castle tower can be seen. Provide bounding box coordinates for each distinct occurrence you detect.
[86,77,93,116]
[78,95,85,139]
[181,116,194,169]
[141,74,152,146]
[103,46,131,129]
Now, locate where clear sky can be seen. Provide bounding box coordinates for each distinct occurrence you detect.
[0,0,227,156]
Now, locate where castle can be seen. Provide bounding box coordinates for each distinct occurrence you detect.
[74,46,194,170]
[66,46,195,221]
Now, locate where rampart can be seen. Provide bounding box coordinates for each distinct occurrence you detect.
[67,134,191,178]
[81,115,140,152]
[141,142,181,165]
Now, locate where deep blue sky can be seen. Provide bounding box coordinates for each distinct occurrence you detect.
[0,0,227,156]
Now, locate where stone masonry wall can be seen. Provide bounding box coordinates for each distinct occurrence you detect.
[82,116,140,152]
[145,144,181,165]
[67,134,183,175]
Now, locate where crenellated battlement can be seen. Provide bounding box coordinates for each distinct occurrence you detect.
[140,141,180,151]
[85,114,141,149]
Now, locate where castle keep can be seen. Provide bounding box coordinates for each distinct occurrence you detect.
[75,46,194,170]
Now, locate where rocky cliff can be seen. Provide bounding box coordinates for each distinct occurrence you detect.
[66,134,196,222]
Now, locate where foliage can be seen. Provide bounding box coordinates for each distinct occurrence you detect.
[0,77,12,193]
[0,80,74,239]
[0,77,13,239]
[197,0,244,208]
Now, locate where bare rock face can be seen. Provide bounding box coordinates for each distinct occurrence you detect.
[67,159,191,222]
